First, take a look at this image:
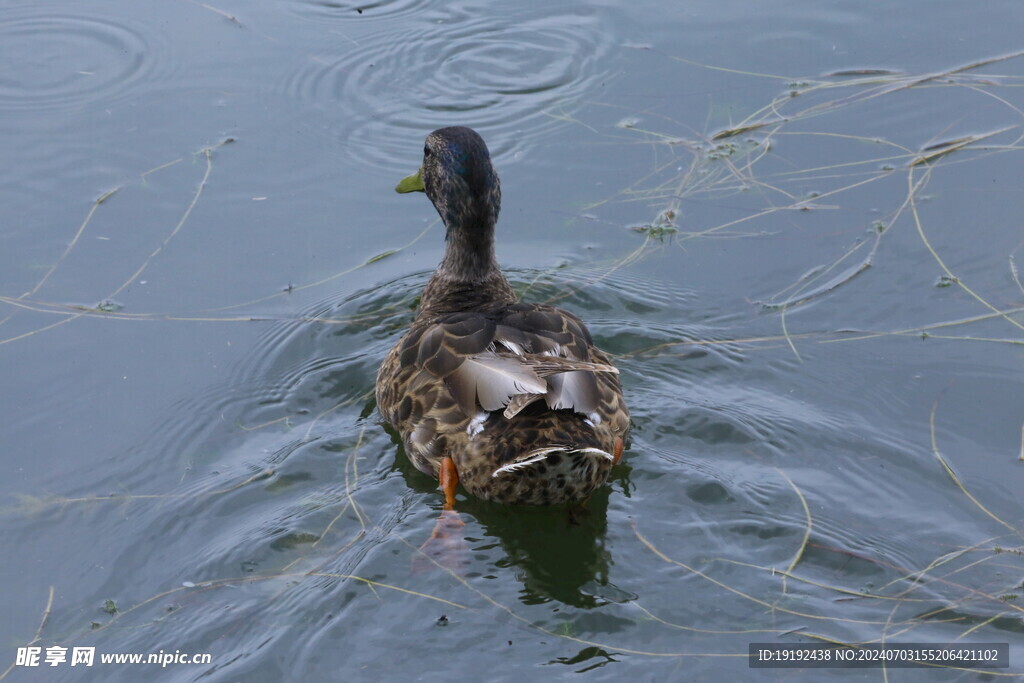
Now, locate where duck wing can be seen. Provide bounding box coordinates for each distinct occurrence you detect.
[403,303,617,418]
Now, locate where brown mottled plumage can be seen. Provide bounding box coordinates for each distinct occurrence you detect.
[377,127,630,506]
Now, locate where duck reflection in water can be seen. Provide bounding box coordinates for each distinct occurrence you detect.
[393,440,635,608]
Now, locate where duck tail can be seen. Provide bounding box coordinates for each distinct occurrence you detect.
[491,445,613,478]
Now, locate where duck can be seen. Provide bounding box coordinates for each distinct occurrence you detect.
[376,126,630,520]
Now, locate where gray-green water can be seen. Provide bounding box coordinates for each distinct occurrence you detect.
[2,1,1023,680]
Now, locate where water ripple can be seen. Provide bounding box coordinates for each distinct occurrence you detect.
[281,10,617,169]
[0,9,169,111]
[287,0,431,23]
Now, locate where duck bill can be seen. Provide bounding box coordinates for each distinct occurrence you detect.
[395,168,425,193]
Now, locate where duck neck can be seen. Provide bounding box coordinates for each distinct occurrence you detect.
[439,213,500,282]
[419,212,517,318]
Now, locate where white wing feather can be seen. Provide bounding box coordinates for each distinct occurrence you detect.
[450,352,547,412]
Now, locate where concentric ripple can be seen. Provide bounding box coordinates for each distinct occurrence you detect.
[287,0,430,23]
[0,11,165,111]
[281,11,617,169]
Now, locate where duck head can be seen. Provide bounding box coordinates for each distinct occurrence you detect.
[397,126,501,236]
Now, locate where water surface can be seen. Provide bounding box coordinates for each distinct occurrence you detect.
[2,0,1023,680]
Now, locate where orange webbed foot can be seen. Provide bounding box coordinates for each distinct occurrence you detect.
[413,509,467,574]
[412,457,468,574]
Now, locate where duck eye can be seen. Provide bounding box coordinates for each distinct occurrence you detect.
[423,146,431,158]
